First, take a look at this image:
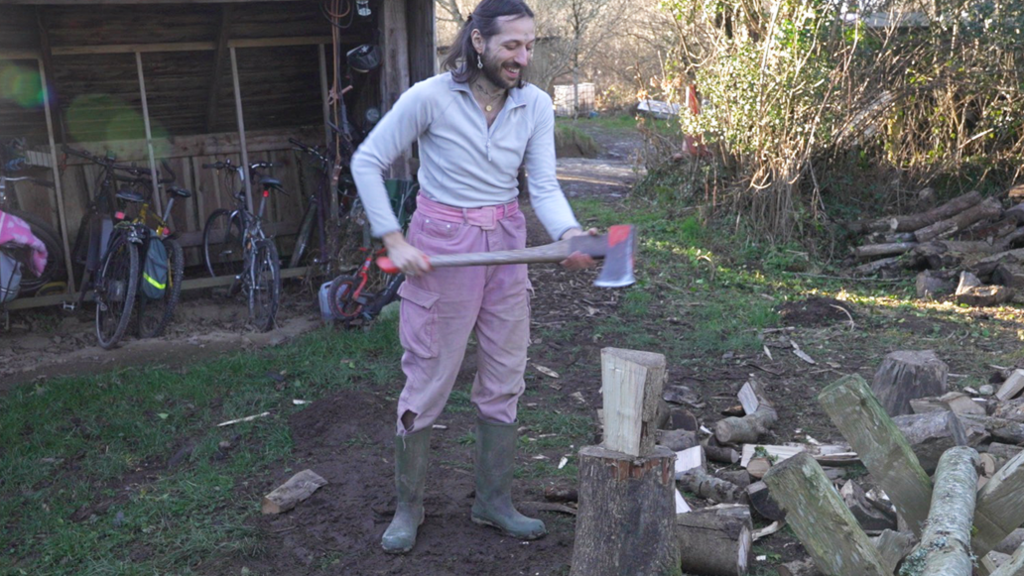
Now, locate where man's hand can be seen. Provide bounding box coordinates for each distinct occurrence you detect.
[382,231,431,276]
[559,228,599,270]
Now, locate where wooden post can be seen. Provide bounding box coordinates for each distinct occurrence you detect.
[818,374,933,536]
[600,348,666,457]
[568,445,681,576]
[205,4,232,133]
[318,43,337,226]
[380,0,411,179]
[134,51,162,216]
[762,452,890,576]
[229,46,254,213]
[35,56,76,294]
[974,451,1024,563]
[902,446,979,576]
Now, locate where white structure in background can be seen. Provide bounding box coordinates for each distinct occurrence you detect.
[553,83,595,117]
[636,99,681,120]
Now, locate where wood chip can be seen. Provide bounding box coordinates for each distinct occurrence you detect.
[534,364,560,378]
[217,411,271,427]
[790,341,817,365]
[752,520,785,541]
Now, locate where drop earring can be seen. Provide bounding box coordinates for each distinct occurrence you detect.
[477,54,483,69]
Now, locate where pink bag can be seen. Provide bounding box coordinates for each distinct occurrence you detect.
[0,209,48,277]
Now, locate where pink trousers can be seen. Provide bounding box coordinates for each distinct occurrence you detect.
[395,195,530,435]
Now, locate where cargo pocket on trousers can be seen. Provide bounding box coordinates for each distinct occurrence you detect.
[398,282,440,358]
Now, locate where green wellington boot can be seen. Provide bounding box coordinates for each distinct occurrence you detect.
[471,418,547,540]
[381,428,431,553]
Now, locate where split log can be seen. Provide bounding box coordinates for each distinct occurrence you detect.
[957,283,1015,307]
[569,445,680,576]
[893,410,969,473]
[913,196,1003,242]
[994,263,1024,290]
[261,469,328,514]
[715,405,778,445]
[872,529,918,575]
[664,406,698,431]
[819,374,933,536]
[916,270,957,299]
[986,442,1024,464]
[901,446,979,576]
[847,190,982,234]
[543,485,578,503]
[662,384,701,407]
[997,370,1024,401]
[973,451,1024,561]
[747,480,786,521]
[870,350,949,417]
[777,558,821,576]
[840,480,897,532]
[737,378,770,415]
[990,543,1024,576]
[677,467,747,504]
[908,391,985,416]
[673,446,705,479]
[762,452,890,576]
[961,414,1024,444]
[676,504,752,576]
[600,348,667,457]
[854,241,918,261]
[703,437,740,464]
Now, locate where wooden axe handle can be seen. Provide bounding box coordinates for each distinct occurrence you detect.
[377,233,612,274]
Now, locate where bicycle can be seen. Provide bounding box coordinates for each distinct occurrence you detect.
[201,159,282,332]
[0,139,64,294]
[62,146,188,346]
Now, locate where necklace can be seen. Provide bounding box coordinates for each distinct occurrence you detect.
[474,83,506,112]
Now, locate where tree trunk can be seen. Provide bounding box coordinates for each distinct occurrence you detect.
[913,197,1003,242]
[762,452,890,576]
[893,410,969,474]
[870,350,949,417]
[703,437,740,464]
[854,242,919,260]
[961,415,1024,444]
[819,374,933,536]
[846,190,981,234]
[676,505,752,576]
[902,446,979,576]
[569,445,681,576]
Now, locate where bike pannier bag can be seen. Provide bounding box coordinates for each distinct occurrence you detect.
[141,236,168,300]
[0,249,22,303]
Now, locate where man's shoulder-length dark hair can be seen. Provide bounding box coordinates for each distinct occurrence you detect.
[440,0,534,88]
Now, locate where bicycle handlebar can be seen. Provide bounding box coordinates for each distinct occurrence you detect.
[62,145,175,184]
[202,159,273,172]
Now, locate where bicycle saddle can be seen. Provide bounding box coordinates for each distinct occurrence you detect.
[259,176,282,189]
[168,186,192,199]
[116,190,146,203]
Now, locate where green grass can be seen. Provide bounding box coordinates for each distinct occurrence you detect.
[0,317,404,575]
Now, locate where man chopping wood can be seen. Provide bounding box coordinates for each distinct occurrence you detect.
[351,0,596,555]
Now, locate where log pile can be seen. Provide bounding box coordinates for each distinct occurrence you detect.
[845,190,1024,305]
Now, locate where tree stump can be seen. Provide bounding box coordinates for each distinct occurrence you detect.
[569,445,681,576]
[676,504,752,576]
[870,350,949,416]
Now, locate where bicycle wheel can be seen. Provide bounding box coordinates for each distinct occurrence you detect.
[95,232,139,349]
[9,210,64,293]
[364,272,404,319]
[202,209,244,279]
[137,237,184,338]
[287,202,317,269]
[249,239,281,332]
[326,274,364,322]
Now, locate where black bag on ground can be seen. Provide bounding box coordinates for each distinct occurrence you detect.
[141,235,168,300]
[0,248,23,303]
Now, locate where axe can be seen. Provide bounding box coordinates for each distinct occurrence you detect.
[376,224,636,287]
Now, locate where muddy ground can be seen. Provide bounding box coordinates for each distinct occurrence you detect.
[8,118,1023,575]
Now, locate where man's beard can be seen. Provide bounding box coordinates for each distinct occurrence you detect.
[480,49,528,89]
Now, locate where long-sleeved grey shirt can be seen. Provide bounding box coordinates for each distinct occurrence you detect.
[351,72,580,241]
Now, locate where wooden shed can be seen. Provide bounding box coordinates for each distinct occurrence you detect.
[0,0,435,306]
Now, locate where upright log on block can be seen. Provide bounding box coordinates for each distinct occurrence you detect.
[819,374,933,536]
[901,446,979,576]
[569,445,681,576]
[601,348,667,457]
[973,451,1024,566]
[762,452,890,576]
[870,350,949,416]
